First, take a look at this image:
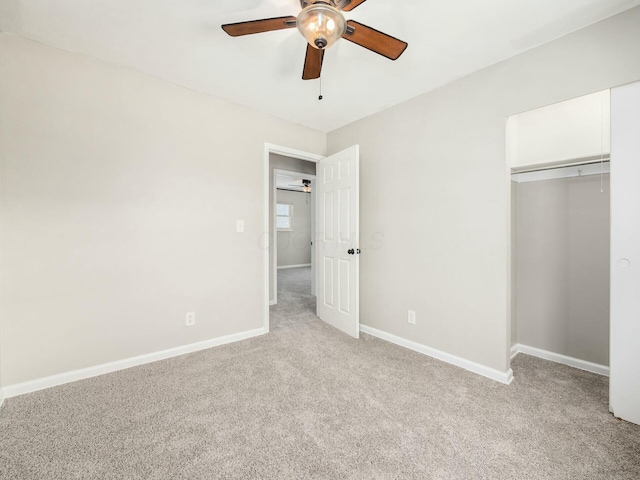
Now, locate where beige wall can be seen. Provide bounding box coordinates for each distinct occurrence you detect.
[515,175,610,366]
[268,154,316,303]
[327,7,640,373]
[276,190,312,268]
[0,34,325,387]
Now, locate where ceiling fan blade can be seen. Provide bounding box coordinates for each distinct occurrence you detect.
[342,20,408,60]
[302,44,324,80]
[341,0,368,12]
[222,16,297,37]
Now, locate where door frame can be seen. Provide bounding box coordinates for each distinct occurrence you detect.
[505,89,612,382]
[263,143,324,333]
[272,168,317,305]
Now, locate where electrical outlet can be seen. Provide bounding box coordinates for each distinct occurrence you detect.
[408,310,416,325]
[186,312,196,327]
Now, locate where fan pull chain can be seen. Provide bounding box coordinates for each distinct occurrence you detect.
[318,53,323,100]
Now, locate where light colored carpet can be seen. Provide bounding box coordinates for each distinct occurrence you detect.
[1,269,639,479]
[270,267,316,331]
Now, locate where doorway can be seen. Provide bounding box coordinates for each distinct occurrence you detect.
[271,167,317,329]
[263,143,361,339]
[261,144,323,331]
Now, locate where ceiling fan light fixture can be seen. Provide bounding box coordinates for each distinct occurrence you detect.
[297,3,346,50]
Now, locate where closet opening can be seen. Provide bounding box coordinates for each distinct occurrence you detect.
[507,89,614,406]
[508,83,640,426]
[511,159,611,376]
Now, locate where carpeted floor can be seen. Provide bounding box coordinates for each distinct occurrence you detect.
[270,267,316,331]
[1,267,639,479]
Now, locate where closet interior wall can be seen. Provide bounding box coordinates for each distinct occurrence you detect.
[513,171,610,367]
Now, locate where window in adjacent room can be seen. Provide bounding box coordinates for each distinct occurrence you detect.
[276,203,293,231]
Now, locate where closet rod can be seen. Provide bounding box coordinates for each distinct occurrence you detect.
[277,188,311,193]
[511,156,610,175]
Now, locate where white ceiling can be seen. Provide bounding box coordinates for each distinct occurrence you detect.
[1,0,639,132]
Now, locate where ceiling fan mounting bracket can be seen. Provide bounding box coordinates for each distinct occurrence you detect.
[299,0,350,9]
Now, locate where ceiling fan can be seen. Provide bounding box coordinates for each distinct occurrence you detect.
[287,179,312,192]
[221,0,408,81]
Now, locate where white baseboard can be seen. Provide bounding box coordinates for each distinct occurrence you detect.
[277,264,311,270]
[511,343,609,377]
[269,300,277,306]
[510,344,519,360]
[360,325,513,385]
[0,389,4,410]
[3,327,267,399]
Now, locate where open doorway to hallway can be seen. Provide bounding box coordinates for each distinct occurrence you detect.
[264,143,360,338]
[268,153,317,330]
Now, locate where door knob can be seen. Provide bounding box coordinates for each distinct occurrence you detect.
[348,249,355,255]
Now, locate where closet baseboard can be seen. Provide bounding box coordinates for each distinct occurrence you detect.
[511,343,609,377]
[277,264,311,270]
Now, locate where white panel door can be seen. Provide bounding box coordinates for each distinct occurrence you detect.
[610,81,640,426]
[317,145,359,338]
